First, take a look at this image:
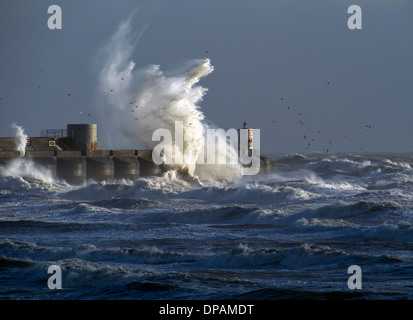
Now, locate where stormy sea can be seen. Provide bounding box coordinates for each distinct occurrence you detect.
[1,152,412,300]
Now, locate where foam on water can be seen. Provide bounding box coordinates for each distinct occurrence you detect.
[0,158,55,184]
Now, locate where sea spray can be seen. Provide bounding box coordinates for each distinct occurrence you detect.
[12,123,27,156]
[0,158,55,184]
[96,16,241,181]
[1,125,53,183]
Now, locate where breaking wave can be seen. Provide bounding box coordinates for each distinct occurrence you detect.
[96,15,241,181]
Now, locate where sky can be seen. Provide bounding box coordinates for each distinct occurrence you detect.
[0,0,412,155]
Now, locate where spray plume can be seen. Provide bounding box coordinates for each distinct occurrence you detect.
[96,16,241,181]
[12,123,27,156]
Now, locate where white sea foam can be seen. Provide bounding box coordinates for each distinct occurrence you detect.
[11,123,27,156]
[96,16,241,181]
[0,158,55,185]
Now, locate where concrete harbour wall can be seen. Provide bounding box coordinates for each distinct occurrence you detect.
[0,149,163,185]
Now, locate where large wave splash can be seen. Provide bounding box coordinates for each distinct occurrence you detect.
[12,123,27,156]
[96,16,241,182]
[0,125,56,185]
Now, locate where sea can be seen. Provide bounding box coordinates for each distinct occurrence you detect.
[1,152,413,300]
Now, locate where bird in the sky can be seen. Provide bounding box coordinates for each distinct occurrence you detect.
[299,121,304,126]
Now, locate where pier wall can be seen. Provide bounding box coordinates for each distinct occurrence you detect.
[0,138,275,184]
[0,149,164,185]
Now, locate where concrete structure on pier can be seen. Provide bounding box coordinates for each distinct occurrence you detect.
[0,123,274,184]
[0,124,163,184]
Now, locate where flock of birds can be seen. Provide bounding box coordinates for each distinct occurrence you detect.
[273,82,376,153]
[0,64,387,153]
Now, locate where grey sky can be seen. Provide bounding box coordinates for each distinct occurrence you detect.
[0,0,412,155]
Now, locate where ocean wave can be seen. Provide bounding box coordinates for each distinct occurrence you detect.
[58,171,199,201]
[73,244,194,265]
[91,197,161,209]
[377,159,412,173]
[0,240,194,266]
[201,243,352,269]
[305,158,374,177]
[45,258,137,288]
[57,172,318,206]
[294,201,400,222]
[141,205,281,225]
[0,219,95,233]
[0,256,35,268]
[58,182,132,201]
[363,221,413,242]
[180,183,318,205]
[297,218,358,228]
[0,240,73,262]
[302,156,413,183]
[63,202,114,215]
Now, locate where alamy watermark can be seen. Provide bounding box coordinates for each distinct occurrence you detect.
[347,5,362,30]
[347,265,362,290]
[47,5,62,30]
[151,121,261,175]
[46,5,362,31]
[47,264,62,289]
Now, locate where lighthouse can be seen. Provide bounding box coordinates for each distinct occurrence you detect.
[239,121,253,157]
